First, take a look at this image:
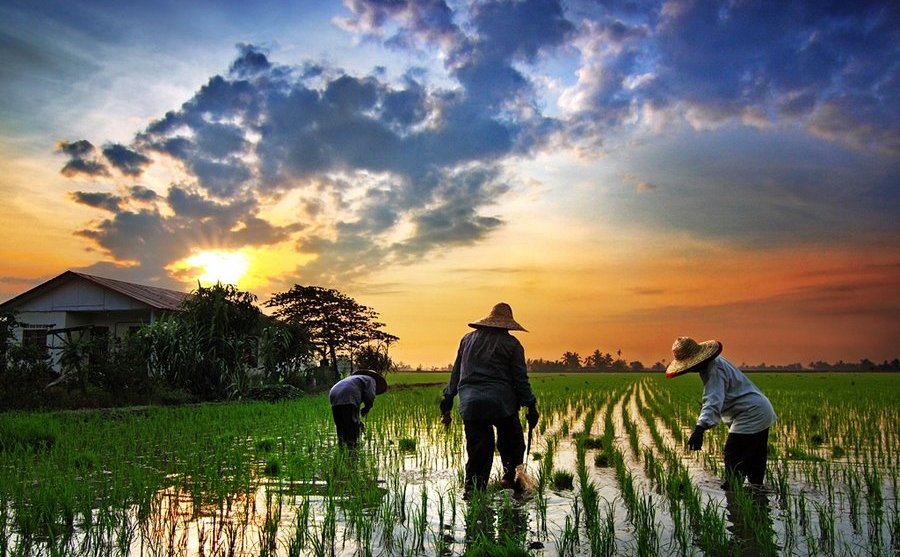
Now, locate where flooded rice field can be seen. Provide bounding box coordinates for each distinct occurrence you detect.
[0,373,897,556]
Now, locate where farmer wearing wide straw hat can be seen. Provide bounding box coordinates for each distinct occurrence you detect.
[329,369,388,449]
[667,337,776,489]
[440,302,539,494]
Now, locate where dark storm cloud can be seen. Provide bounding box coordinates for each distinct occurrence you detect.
[71,191,121,212]
[128,185,158,202]
[102,143,151,176]
[57,139,110,177]
[569,0,899,155]
[60,157,110,177]
[59,1,899,285]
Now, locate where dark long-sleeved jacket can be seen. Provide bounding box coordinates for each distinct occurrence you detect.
[443,327,536,421]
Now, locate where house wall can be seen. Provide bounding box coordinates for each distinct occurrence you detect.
[10,278,160,372]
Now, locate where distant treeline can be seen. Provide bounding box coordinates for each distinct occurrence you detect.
[400,356,900,373]
[524,354,900,373]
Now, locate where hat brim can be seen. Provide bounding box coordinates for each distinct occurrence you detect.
[468,319,528,332]
[354,369,388,394]
[665,341,722,379]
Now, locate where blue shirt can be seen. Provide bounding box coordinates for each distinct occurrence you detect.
[329,375,376,408]
[443,328,536,421]
[697,356,776,434]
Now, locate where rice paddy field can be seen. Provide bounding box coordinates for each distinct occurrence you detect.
[0,372,897,556]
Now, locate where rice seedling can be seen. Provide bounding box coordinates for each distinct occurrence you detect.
[0,371,895,556]
[551,470,574,491]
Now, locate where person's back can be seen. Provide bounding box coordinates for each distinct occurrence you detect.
[698,356,776,434]
[455,328,526,420]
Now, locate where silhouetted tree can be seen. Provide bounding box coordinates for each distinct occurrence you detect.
[561,351,582,369]
[264,285,398,382]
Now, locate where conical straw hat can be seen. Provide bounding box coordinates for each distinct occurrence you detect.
[353,369,388,394]
[468,302,527,332]
[665,337,722,379]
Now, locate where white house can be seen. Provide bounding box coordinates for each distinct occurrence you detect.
[1,270,191,369]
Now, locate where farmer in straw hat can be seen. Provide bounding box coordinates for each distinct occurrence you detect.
[329,369,388,449]
[666,337,776,489]
[440,302,539,494]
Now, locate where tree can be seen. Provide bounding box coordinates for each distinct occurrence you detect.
[629,360,644,371]
[560,351,582,370]
[178,282,264,399]
[264,285,398,382]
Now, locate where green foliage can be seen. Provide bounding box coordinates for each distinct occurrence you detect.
[0,417,58,452]
[246,384,304,402]
[264,285,398,381]
[356,344,393,373]
[0,342,55,411]
[551,470,574,491]
[398,437,417,452]
[465,534,531,556]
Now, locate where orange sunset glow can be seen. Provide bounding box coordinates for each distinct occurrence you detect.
[1,1,898,369]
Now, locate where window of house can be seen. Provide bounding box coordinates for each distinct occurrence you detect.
[22,329,49,356]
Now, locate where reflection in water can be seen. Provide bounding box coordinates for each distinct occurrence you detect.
[464,489,529,553]
[724,486,778,557]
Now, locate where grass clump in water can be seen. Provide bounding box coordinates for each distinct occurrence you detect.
[465,534,531,556]
[398,437,417,452]
[785,447,824,462]
[255,437,277,453]
[551,470,574,491]
[264,457,281,476]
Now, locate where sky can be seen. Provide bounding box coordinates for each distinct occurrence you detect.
[1,0,898,368]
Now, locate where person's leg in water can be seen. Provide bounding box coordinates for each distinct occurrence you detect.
[332,404,361,449]
[723,429,769,490]
[463,419,495,495]
[495,413,526,490]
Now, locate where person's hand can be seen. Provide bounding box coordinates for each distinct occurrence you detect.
[361,404,370,417]
[687,425,705,451]
[526,404,539,429]
[441,411,452,430]
[439,395,453,414]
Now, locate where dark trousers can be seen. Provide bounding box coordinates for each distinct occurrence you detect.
[723,428,769,487]
[463,412,526,491]
[332,404,361,448]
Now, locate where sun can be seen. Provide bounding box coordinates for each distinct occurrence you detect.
[183,250,250,286]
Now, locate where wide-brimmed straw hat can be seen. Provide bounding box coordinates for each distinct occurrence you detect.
[468,302,528,332]
[353,369,388,394]
[665,337,722,379]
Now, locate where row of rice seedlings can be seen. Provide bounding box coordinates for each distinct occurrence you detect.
[640,381,737,555]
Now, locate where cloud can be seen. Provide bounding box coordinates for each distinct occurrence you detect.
[623,173,658,192]
[56,139,110,177]
[57,1,899,286]
[559,1,899,156]
[70,191,122,212]
[102,143,151,176]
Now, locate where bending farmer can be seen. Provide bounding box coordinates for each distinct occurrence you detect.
[440,302,539,494]
[666,337,776,489]
[329,369,388,449]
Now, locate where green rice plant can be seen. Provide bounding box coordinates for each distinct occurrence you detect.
[398,437,417,452]
[697,500,729,556]
[263,457,281,476]
[814,500,835,556]
[467,534,531,557]
[551,470,574,491]
[555,515,577,557]
[255,436,277,453]
[634,495,659,557]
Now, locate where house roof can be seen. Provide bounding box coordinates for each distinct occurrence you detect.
[0,270,192,312]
